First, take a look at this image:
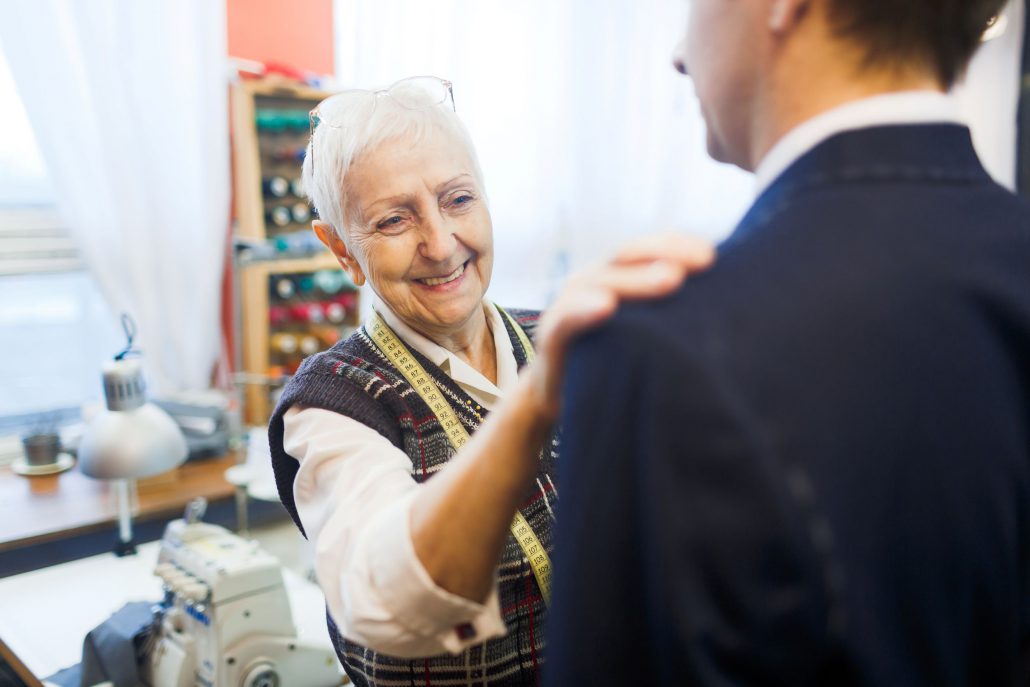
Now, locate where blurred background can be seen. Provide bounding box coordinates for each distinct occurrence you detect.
[0,0,1025,438]
[0,5,1023,684]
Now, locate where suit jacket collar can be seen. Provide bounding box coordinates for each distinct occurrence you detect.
[729,124,991,246]
[753,91,962,197]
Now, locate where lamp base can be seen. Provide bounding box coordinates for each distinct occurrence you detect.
[112,479,138,557]
[114,537,137,557]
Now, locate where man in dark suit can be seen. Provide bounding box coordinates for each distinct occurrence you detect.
[546,0,1030,684]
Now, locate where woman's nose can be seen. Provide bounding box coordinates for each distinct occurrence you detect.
[419,212,458,262]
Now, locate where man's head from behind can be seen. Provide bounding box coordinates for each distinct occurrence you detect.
[674,0,1006,170]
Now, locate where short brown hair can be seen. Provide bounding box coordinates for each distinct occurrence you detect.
[825,0,1007,88]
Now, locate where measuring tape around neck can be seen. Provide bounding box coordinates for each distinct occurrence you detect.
[366,308,552,606]
[497,306,536,365]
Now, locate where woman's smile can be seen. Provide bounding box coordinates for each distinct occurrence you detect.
[415,259,469,288]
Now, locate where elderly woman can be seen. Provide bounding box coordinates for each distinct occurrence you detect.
[268,76,713,686]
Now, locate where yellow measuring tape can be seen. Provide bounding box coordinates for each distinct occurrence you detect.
[367,308,552,606]
[498,307,536,364]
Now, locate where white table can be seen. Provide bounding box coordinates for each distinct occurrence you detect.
[0,540,340,686]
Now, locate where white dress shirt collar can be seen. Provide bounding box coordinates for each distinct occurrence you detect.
[373,297,518,407]
[753,91,964,198]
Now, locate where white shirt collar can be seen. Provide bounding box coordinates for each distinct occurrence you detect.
[372,297,518,407]
[753,91,964,198]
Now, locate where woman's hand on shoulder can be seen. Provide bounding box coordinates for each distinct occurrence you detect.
[528,233,715,420]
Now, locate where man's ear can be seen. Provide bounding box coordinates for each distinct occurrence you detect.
[769,0,809,33]
[312,220,366,286]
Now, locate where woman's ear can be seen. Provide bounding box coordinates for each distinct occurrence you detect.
[312,220,366,286]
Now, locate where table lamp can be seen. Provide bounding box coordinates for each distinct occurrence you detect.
[78,354,188,556]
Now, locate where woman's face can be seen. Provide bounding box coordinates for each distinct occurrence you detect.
[339,129,493,338]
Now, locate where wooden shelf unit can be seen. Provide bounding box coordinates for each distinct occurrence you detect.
[230,79,331,241]
[230,80,361,424]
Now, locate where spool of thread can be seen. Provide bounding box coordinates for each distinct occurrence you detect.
[299,335,321,356]
[314,270,346,295]
[273,231,323,255]
[271,146,306,164]
[262,176,289,198]
[270,333,298,355]
[314,326,341,347]
[338,291,357,310]
[273,277,295,300]
[290,177,305,197]
[268,306,290,327]
[325,302,346,324]
[306,303,325,324]
[288,303,324,324]
[255,110,287,132]
[291,202,311,224]
[286,110,310,131]
[267,206,292,228]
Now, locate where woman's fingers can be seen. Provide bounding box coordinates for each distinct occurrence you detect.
[612,233,715,269]
[538,286,617,355]
[567,259,687,301]
[539,260,682,366]
[541,235,715,363]
[526,233,716,420]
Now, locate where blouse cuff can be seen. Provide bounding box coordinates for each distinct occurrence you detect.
[363,491,507,653]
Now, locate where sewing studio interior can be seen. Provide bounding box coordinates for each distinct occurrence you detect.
[1,1,1029,686]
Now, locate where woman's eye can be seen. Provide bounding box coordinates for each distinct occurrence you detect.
[376,215,406,231]
[448,193,474,208]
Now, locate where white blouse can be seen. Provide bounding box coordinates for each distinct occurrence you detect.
[283,298,520,657]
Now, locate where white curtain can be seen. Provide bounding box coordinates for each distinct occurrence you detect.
[0,1,229,394]
[335,0,1026,309]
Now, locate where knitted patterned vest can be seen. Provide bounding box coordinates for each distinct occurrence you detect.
[268,308,559,687]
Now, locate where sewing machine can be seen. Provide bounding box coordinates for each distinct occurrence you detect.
[143,500,344,687]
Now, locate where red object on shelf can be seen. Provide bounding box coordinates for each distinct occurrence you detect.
[269,306,290,327]
[285,303,326,324]
[334,291,357,310]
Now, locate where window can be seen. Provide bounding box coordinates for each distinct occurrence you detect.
[0,45,53,207]
[0,43,119,430]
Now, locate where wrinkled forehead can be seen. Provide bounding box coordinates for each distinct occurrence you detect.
[342,127,481,222]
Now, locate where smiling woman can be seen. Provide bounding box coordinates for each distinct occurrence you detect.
[318,131,496,354]
[266,75,715,686]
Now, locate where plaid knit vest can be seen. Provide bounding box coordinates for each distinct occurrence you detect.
[268,308,558,687]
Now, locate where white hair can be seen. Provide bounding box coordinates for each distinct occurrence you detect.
[302,81,486,241]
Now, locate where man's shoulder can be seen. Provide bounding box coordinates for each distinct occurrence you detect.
[568,283,728,386]
[584,174,1030,383]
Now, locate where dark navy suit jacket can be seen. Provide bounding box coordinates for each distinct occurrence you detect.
[546,125,1030,686]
